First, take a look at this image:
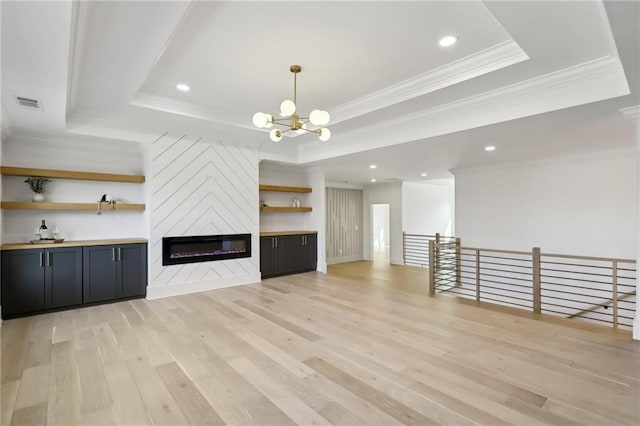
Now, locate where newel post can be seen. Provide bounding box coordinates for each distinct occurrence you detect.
[435,233,441,271]
[402,232,406,265]
[455,237,461,288]
[532,247,541,313]
[428,240,436,296]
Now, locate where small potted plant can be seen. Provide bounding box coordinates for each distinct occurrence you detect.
[24,177,51,202]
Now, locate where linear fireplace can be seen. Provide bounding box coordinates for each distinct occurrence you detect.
[162,234,251,266]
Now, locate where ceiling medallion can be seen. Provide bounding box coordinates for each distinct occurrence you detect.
[252,65,331,142]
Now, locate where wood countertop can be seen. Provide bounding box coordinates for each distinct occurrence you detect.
[260,231,318,237]
[1,238,148,251]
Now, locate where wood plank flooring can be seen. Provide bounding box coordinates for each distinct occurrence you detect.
[1,260,639,425]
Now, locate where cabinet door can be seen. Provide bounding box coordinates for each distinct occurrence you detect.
[260,237,275,278]
[45,247,83,309]
[273,236,291,276]
[117,244,147,298]
[289,235,305,273]
[1,250,45,316]
[83,245,117,303]
[304,234,318,271]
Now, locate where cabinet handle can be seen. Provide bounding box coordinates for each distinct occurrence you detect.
[39,252,44,267]
[112,248,116,261]
[47,252,51,267]
[275,238,277,248]
[118,247,122,261]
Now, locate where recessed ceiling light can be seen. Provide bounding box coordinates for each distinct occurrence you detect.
[371,179,377,183]
[485,145,496,152]
[439,35,458,47]
[369,164,377,169]
[176,83,190,92]
[421,173,428,177]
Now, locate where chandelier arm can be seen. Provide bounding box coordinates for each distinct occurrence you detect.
[270,121,293,128]
[297,127,321,135]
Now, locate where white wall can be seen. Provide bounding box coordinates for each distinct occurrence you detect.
[402,179,455,236]
[259,163,327,272]
[453,149,637,258]
[363,181,403,264]
[148,134,260,298]
[1,135,147,243]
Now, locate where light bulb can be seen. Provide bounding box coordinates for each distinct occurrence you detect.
[318,128,331,141]
[309,109,330,126]
[269,129,283,142]
[319,110,330,125]
[264,114,274,128]
[295,122,307,135]
[252,112,267,128]
[280,100,296,116]
[309,110,323,126]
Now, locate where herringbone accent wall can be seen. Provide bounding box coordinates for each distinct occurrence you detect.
[149,134,260,295]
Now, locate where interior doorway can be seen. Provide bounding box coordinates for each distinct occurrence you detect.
[371,203,390,264]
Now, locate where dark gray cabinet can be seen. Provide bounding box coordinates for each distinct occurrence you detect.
[1,247,82,317]
[260,235,290,278]
[260,233,317,278]
[302,233,317,271]
[83,243,147,303]
[1,242,146,319]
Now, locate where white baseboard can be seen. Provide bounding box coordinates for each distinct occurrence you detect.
[146,273,261,300]
[633,318,639,341]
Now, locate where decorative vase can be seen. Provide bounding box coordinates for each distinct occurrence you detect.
[32,193,44,202]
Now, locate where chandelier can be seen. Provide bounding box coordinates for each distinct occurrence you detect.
[252,65,331,142]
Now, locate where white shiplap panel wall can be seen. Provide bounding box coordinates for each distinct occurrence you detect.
[326,187,363,264]
[148,134,260,298]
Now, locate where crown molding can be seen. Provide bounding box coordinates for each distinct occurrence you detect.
[67,105,261,147]
[620,105,640,121]
[4,131,145,155]
[131,91,243,128]
[330,39,528,125]
[299,55,629,163]
[66,0,91,113]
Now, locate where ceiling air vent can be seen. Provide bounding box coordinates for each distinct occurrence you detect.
[15,96,42,110]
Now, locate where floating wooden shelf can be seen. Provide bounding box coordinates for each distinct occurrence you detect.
[1,166,145,183]
[259,184,312,193]
[0,202,146,211]
[260,206,312,213]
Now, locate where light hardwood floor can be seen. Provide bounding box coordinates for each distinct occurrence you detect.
[1,260,639,425]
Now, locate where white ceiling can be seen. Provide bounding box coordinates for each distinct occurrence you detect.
[1,1,638,185]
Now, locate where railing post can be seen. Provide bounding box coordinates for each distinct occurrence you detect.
[402,231,406,265]
[475,249,480,302]
[435,233,441,271]
[428,240,436,296]
[455,237,461,288]
[612,260,618,329]
[532,247,541,313]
